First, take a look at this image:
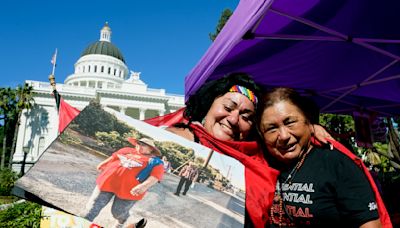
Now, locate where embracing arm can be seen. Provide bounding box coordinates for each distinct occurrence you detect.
[360,219,382,228]
[312,124,334,144]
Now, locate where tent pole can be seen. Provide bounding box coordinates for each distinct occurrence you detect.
[270,8,400,61]
[269,8,347,39]
[354,38,400,44]
[361,74,400,87]
[353,40,400,61]
[322,60,398,93]
[321,87,358,112]
[254,34,342,41]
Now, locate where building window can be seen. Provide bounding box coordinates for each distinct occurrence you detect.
[98,82,103,89]
[108,67,111,74]
[94,65,97,72]
[88,65,91,72]
[89,81,96,88]
[114,69,117,76]
[83,66,85,73]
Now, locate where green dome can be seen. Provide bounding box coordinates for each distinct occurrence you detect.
[81,41,125,63]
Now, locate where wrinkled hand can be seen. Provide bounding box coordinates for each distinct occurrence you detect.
[130,184,148,196]
[313,124,334,149]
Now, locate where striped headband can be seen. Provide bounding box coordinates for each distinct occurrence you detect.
[228,85,258,105]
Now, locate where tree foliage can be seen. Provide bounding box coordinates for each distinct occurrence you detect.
[209,9,233,41]
[0,201,42,228]
[0,168,18,195]
[71,100,132,137]
[319,113,356,152]
[93,129,144,150]
[0,84,35,168]
[155,141,194,171]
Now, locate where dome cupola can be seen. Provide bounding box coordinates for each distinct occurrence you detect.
[64,22,129,89]
[81,22,125,63]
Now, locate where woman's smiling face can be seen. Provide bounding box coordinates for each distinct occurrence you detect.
[259,100,313,163]
[203,92,255,141]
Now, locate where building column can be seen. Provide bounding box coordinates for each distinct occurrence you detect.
[120,106,126,114]
[139,108,146,120]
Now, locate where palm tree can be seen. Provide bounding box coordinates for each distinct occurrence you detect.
[8,83,35,168]
[0,87,15,168]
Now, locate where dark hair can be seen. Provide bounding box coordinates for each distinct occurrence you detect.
[256,88,320,125]
[184,72,262,122]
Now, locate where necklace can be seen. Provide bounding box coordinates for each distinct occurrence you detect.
[269,148,312,227]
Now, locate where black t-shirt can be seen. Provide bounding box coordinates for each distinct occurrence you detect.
[269,147,379,227]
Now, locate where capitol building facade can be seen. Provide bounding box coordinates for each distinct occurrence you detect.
[12,23,185,169]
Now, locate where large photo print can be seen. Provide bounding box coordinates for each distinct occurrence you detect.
[15,101,245,227]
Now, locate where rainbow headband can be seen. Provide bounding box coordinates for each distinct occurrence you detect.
[229,85,258,105]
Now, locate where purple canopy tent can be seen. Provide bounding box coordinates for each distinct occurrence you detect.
[185,0,400,116]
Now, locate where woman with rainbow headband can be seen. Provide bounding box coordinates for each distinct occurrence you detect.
[128,72,332,228]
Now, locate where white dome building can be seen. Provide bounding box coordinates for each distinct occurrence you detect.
[12,23,184,171]
[65,22,129,90]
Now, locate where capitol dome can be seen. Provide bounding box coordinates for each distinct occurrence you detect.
[81,41,125,63]
[64,22,129,89]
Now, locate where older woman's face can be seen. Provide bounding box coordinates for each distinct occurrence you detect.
[137,142,153,155]
[203,92,255,141]
[259,101,312,163]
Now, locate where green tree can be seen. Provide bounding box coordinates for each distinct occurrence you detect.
[319,113,356,152]
[209,9,233,41]
[9,83,35,167]
[0,168,18,195]
[156,141,194,171]
[0,201,42,227]
[0,88,15,168]
[0,84,34,168]
[71,100,131,137]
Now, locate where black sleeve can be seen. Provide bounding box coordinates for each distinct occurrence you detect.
[334,151,379,226]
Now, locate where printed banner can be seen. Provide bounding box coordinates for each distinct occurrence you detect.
[15,102,245,227]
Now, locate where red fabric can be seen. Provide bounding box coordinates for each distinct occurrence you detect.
[189,123,279,227]
[96,147,164,200]
[144,107,186,126]
[143,109,279,227]
[58,98,80,134]
[326,139,393,228]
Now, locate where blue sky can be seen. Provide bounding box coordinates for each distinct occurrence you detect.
[1,0,239,94]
